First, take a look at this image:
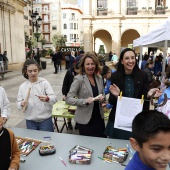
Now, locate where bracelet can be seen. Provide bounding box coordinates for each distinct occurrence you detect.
[45,96,49,102]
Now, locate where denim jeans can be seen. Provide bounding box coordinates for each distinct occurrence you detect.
[26,117,54,132]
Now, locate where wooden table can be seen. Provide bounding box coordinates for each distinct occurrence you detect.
[52,101,110,133]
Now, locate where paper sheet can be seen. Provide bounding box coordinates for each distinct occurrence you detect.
[156,99,170,118]
[114,96,143,132]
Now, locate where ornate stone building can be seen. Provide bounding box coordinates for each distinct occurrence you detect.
[0,0,27,69]
[81,0,170,56]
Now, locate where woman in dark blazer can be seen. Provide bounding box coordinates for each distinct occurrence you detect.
[105,48,162,139]
[66,52,106,137]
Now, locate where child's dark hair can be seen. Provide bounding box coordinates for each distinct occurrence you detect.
[22,60,40,79]
[132,110,170,148]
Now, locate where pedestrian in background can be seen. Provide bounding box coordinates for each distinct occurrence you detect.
[62,62,80,130]
[17,60,57,132]
[56,50,63,71]
[3,51,8,70]
[66,52,106,137]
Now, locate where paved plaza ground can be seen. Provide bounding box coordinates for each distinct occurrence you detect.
[0,58,79,134]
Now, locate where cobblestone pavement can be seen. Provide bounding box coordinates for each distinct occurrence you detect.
[0,59,79,134]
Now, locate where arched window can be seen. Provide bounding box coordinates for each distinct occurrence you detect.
[64,24,67,29]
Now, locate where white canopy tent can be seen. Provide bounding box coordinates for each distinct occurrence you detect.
[133,17,170,72]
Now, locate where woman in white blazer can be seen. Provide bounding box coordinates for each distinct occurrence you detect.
[66,52,106,137]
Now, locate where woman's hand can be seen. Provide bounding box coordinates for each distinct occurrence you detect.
[147,88,162,98]
[99,95,105,101]
[109,84,120,97]
[8,167,16,170]
[85,97,94,105]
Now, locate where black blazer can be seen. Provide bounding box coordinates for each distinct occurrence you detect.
[62,68,75,96]
[108,70,149,123]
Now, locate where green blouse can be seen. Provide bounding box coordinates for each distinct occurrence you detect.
[124,74,134,97]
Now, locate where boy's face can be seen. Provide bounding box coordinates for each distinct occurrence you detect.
[131,131,170,170]
[103,70,111,80]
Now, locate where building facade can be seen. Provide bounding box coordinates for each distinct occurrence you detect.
[32,0,83,49]
[0,0,27,69]
[61,3,83,47]
[81,0,170,56]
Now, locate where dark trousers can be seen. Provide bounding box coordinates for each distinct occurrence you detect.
[57,60,62,70]
[65,61,69,70]
[54,61,58,73]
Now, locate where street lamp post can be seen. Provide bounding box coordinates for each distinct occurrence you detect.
[31,11,42,65]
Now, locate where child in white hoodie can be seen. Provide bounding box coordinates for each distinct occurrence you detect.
[17,60,57,132]
[0,86,10,124]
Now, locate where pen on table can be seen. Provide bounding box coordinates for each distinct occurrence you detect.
[43,136,51,139]
[126,144,134,156]
[59,157,67,166]
[98,156,111,164]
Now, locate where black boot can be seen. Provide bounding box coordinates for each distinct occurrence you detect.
[67,122,73,130]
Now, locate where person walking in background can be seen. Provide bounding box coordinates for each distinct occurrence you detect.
[143,60,154,84]
[62,63,80,130]
[153,55,162,78]
[66,52,106,137]
[17,60,57,132]
[52,51,58,74]
[64,52,70,70]
[0,86,10,125]
[108,51,112,61]
[141,53,149,70]
[0,53,4,71]
[3,51,8,70]
[105,48,162,139]
[76,50,85,63]
[69,51,76,69]
[56,50,63,71]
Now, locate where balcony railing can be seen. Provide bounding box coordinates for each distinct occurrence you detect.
[155,6,168,14]
[97,7,108,16]
[127,7,138,15]
[42,20,50,24]
[42,29,50,33]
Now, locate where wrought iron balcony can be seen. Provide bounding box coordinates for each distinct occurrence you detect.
[127,7,138,15]
[155,6,168,14]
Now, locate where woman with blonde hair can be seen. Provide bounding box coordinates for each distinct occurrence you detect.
[66,52,106,137]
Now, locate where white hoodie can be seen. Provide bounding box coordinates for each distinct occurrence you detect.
[0,86,10,119]
[17,77,57,122]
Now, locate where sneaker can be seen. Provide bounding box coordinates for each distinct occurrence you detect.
[75,123,79,130]
[67,122,73,130]
[53,72,58,74]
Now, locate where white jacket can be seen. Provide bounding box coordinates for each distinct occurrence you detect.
[17,77,57,122]
[0,86,10,119]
